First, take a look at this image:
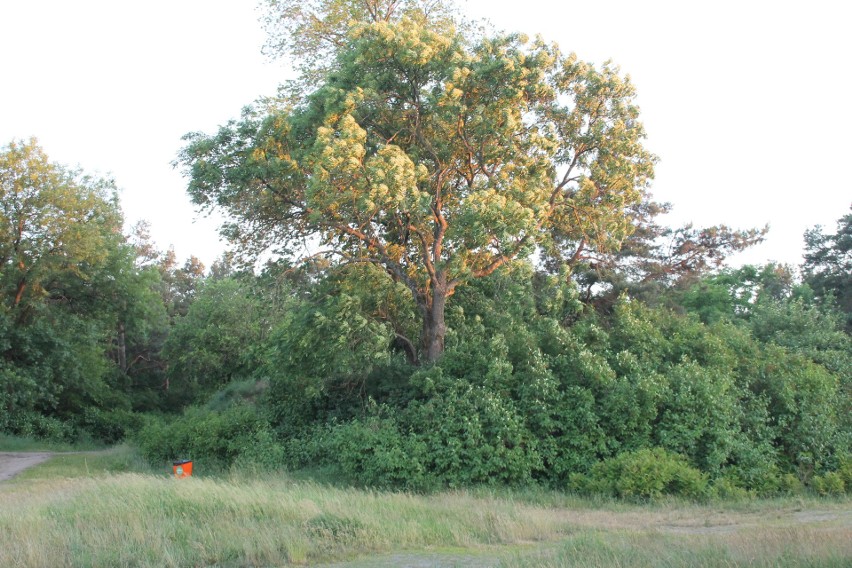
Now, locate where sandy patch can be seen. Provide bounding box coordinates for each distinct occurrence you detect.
[0,452,52,482]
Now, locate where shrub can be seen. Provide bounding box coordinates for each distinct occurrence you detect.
[402,379,541,487]
[236,428,287,471]
[812,472,846,496]
[573,448,709,500]
[778,473,805,495]
[838,456,852,488]
[135,405,277,471]
[325,415,430,490]
[7,411,75,443]
[711,476,754,500]
[205,379,269,412]
[78,408,145,444]
[286,376,544,490]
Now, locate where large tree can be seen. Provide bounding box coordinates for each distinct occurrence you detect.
[1,139,120,432]
[0,139,123,319]
[180,1,654,362]
[0,139,173,435]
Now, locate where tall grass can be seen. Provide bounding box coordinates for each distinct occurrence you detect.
[1,473,571,566]
[1,449,850,567]
[0,433,104,452]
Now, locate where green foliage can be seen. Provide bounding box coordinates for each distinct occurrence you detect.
[678,264,794,324]
[803,206,852,332]
[0,139,175,440]
[205,379,269,412]
[282,377,543,490]
[256,264,848,493]
[163,278,269,402]
[181,5,654,362]
[235,426,287,471]
[0,138,123,312]
[811,472,846,496]
[263,265,406,435]
[571,448,709,500]
[135,405,279,471]
[654,361,739,474]
[2,410,75,443]
[404,378,540,487]
[710,476,755,500]
[77,408,146,445]
[320,415,430,489]
[748,295,852,381]
[261,0,459,83]
[753,348,842,480]
[265,268,397,380]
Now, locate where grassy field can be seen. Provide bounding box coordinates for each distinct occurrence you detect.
[1,446,850,567]
[0,433,105,453]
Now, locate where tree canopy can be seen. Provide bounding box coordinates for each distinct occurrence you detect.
[180,1,654,361]
[803,206,852,332]
[1,139,122,317]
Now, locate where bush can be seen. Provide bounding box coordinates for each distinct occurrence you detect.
[205,379,269,412]
[572,448,709,500]
[6,411,76,443]
[838,456,852,488]
[711,476,754,500]
[402,378,541,487]
[325,415,430,490]
[812,472,846,496]
[283,376,544,490]
[78,408,145,444]
[135,405,279,471]
[234,427,287,471]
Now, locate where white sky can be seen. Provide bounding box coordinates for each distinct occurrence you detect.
[1,0,849,270]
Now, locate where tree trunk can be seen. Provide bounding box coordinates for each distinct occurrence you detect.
[117,321,127,372]
[13,279,26,307]
[421,280,448,364]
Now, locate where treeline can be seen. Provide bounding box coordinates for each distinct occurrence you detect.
[1,139,214,441]
[2,138,850,496]
[137,251,851,497]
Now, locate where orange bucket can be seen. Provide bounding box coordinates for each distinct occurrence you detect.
[173,460,193,478]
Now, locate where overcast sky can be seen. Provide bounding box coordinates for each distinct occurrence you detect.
[1,0,849,270]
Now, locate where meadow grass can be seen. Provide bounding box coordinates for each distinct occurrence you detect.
[1,447,849,567]
[0,433,104,452]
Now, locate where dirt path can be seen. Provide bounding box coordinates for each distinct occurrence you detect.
[0,452,52,482]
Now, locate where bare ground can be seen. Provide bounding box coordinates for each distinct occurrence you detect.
[0,452,52,482]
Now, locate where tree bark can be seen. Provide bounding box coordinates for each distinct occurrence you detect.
[421,278,448,364]
[13,279,26,307]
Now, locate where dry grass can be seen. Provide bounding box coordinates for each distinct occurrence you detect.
[1,449,850,567]
[1,471,572,566]
[502,526,852,567]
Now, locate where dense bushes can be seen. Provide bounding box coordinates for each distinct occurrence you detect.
[130,263,849,499]
[276,377,541,490]
[135,405,278,471]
